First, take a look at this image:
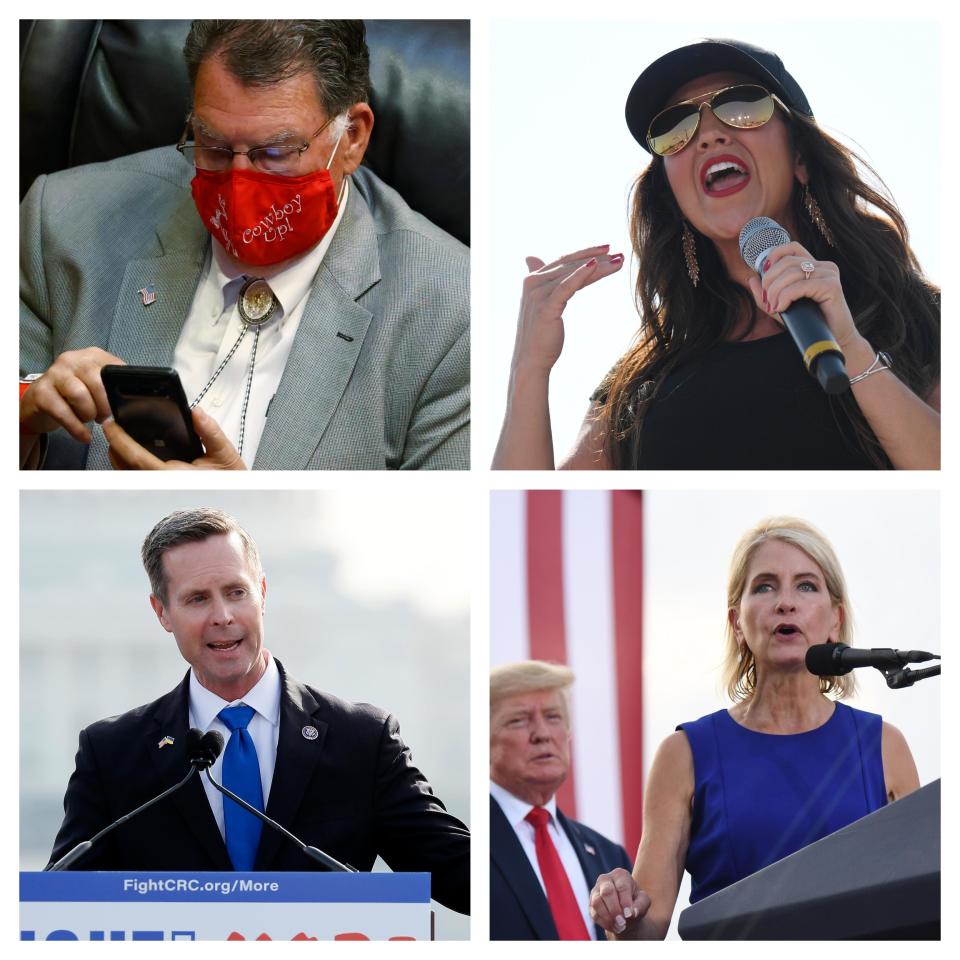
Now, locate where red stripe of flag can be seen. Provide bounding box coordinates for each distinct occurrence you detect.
[525,490,576,816]
[612,490,644,858]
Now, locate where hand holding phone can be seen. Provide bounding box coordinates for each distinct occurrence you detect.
[100,365,204,462]
[103,406,245,471]
[20,348,120,442]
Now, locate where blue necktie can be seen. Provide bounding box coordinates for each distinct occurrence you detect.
[218,704,263,870]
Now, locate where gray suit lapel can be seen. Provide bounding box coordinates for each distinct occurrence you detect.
[253,180,380,469]
[86,197,208,470]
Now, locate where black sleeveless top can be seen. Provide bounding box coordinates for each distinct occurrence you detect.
[596,332,877,470]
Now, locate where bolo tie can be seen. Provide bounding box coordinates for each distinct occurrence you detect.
[189,276,278,458]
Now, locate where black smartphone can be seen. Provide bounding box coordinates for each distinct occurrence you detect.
[100,365,204,462]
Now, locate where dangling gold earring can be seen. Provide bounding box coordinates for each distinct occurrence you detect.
[803,184,835,247]
[682,222,700,286]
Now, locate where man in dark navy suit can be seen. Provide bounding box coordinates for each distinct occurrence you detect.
[49,508,469,915]
[490,661,630,939]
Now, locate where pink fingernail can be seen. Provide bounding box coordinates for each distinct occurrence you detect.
[762,261,771,273]
[586,257,598,267]
[610,253,624,264]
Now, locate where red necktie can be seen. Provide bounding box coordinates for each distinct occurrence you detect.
[525,806,591,940]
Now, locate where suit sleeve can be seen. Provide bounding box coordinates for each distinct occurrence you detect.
[401,325,470,471]
[20,173,54,376]
[48,727,117,869]
[371,714,470,914]
[20,174,90,469]
[397,229,470,475]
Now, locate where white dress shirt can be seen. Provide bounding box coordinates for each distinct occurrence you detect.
[490,781,597,938]
[189,652,282,840]
[174,180,349,464]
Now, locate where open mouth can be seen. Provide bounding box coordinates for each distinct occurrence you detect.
[774,624,800,638]
[207,638,242,652]
[702,157,750,197]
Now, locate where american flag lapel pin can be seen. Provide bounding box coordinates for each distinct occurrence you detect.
[139,285,157,306]
[585,843,597,856]
[158,735,175,749]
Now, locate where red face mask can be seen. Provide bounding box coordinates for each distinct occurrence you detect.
[191,165,339,267]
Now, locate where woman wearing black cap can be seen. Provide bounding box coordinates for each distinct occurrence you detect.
[492,39,939,470]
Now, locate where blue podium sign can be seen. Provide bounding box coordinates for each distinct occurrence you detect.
[21,872,432,941]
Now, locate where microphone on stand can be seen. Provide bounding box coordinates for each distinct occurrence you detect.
[805,643,939,677]
[806,643,940,689]
[201,731,356,873]
[739,216,849,394]
[46,728,219,871]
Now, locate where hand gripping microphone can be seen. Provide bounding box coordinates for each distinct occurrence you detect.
[201,731,356,873]
[46,728,220,871]
[739,216,849,394]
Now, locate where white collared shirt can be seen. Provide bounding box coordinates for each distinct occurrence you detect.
[490,781,597,938]
[174,179,350,465]
[189,652,282,840]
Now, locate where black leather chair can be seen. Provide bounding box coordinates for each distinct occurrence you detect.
[19,19,470,245]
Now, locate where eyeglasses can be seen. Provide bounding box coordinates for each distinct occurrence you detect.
[176,115,337,175]
[646,84,790,157]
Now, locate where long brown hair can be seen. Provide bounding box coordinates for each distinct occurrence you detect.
[599,113,940,468]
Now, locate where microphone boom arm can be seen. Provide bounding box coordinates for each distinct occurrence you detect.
[204,768,356,873]
[881,662,941,689]
[46,766,198,871]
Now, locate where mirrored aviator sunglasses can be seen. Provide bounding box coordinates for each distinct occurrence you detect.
[646,84,787,157]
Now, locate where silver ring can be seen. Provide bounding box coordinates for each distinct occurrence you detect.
[800,260,815,280]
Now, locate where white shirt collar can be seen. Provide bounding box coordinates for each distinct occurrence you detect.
[207,177,351,328]
[490,780,559,830]
[188,650,282,730]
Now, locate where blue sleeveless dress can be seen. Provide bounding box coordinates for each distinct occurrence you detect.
[677,703,887,903]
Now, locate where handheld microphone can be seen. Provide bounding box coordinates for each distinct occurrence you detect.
[805,643,939,677]
[46,728,218,871]
[739,216,849,394]
[202,731,355,873]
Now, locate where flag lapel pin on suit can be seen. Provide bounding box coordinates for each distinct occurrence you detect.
[139,285,157,306]
[158,735,175,749]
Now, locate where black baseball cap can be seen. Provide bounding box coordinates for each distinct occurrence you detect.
[626,39,814,153]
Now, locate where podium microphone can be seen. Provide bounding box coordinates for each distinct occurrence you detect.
[739,216,849,394]
[46,728,218,871]
[201,731,356,873]
[805,643,939,677]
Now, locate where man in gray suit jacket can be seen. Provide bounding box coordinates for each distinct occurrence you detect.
[20,21,469,471]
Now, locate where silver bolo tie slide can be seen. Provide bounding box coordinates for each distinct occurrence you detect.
[189,277,279,459]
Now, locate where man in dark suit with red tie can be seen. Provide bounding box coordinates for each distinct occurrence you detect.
[490,661,631,939]
[48,508,469,915]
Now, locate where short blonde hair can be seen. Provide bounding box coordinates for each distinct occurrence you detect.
[723,517,856,702]
[490,660,574,724]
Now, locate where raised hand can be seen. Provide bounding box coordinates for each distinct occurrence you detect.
[512,245,624,376]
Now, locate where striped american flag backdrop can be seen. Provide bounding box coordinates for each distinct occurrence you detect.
[489,490,644,859]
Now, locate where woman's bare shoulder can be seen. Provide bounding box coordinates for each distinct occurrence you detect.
[646,730,695,798]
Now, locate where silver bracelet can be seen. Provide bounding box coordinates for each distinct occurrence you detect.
[849,349,892,386]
